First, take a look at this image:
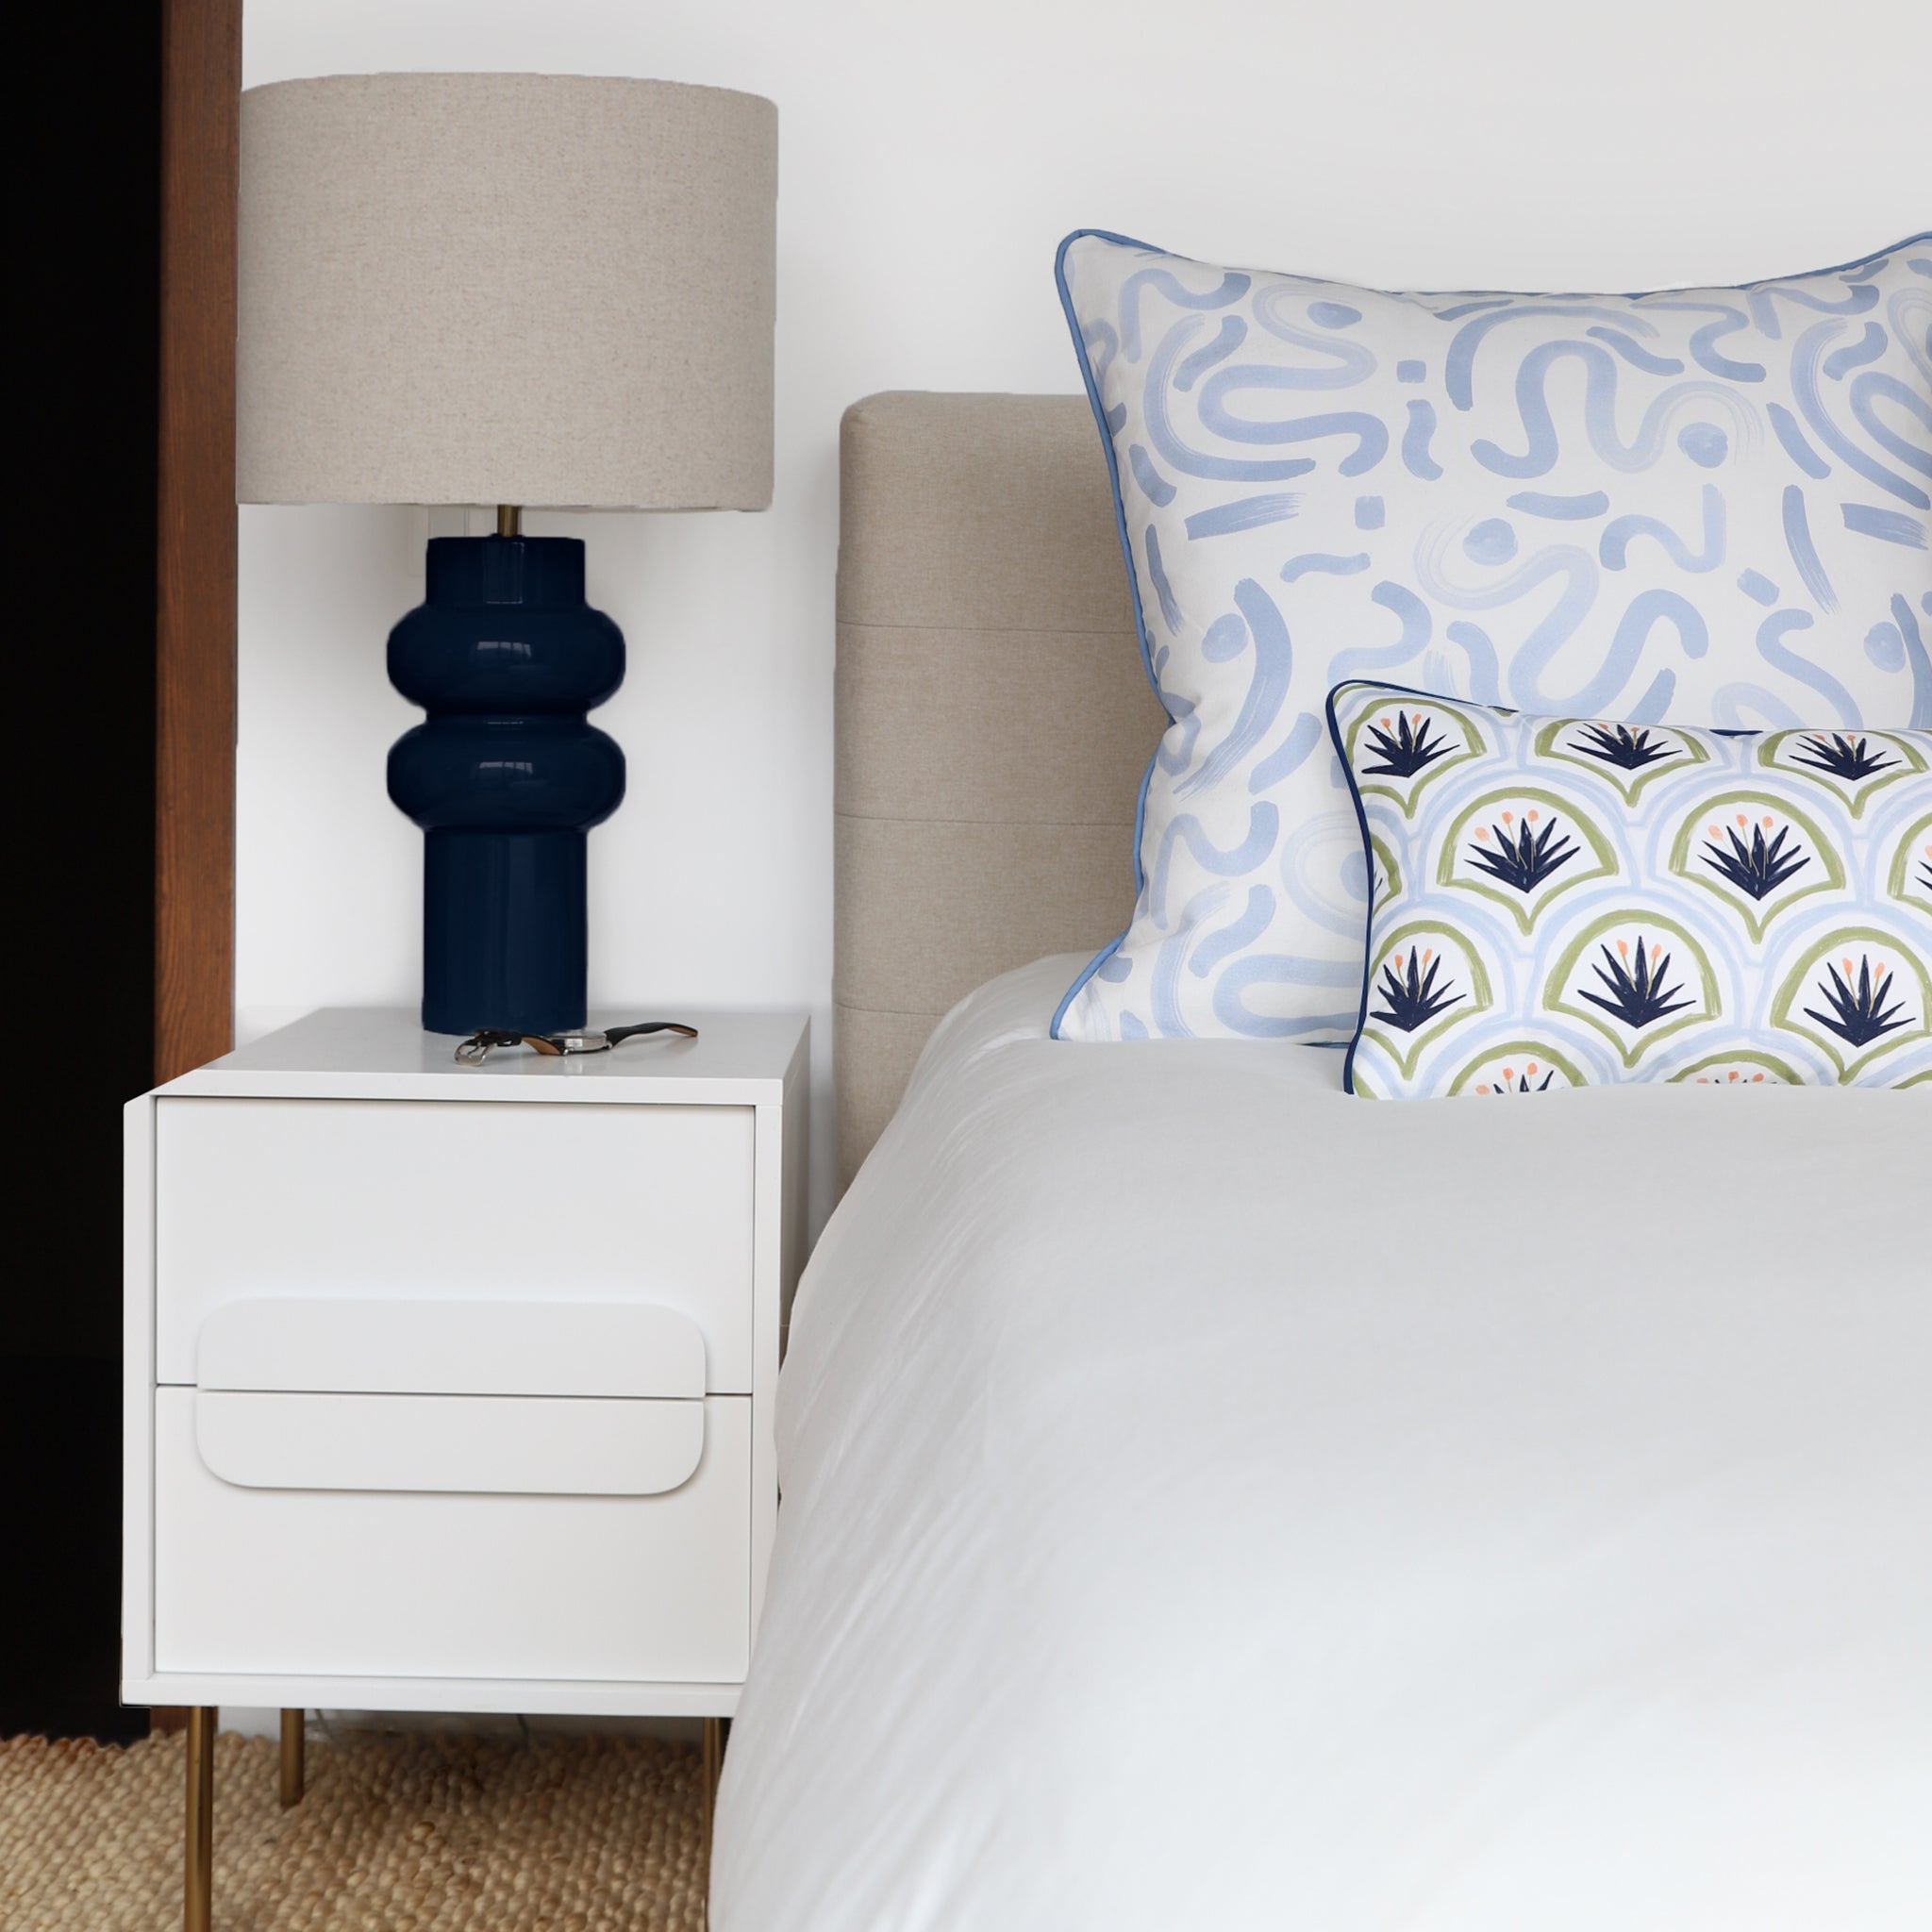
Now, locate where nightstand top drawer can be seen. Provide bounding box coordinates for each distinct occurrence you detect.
[198,1296,706,1399]
[154,1095,755,1390]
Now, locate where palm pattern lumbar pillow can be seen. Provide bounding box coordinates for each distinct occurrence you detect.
[1328,678,1932,1094]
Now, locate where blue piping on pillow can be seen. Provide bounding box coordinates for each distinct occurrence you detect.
[1047,227,1932,1041]
[1325,681,1384,1096]
[1049,230,1174,1039]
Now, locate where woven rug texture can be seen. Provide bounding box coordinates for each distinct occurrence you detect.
[0,1727,707,1931]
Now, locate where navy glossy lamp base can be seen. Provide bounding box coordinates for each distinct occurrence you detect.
[421,830,588,1037]
[387,537,625,1036]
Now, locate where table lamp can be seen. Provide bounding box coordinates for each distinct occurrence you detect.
[237,74,777,1034]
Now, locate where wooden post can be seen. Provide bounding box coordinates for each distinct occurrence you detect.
[156,0,241,1086]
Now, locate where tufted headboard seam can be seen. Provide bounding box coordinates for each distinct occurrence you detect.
[832,391,1166,1185]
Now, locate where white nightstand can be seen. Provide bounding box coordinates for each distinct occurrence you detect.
[123,1008,807,1927]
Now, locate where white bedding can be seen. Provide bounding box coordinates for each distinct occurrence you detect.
[714,957,1930,1930]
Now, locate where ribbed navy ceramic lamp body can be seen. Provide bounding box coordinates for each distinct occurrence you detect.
[387,537,625,1034]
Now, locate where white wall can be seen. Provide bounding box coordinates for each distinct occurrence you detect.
[239,0,1929,1230]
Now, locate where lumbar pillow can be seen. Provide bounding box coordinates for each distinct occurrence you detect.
[1326,677,1931,1094]
[1050,228,1932,1043]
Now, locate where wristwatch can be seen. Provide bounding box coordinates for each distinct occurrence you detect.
[455,1021,698,1065]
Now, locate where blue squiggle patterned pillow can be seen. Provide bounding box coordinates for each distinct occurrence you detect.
[1051,229,1932,1042]
[1326,679,1932,1094]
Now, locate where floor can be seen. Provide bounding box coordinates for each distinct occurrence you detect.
[1,1724,708,1930]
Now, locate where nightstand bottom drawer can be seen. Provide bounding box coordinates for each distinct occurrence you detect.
[151,1388,751,1684]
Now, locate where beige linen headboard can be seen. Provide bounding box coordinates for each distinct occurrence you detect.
[834,391,1167,1185]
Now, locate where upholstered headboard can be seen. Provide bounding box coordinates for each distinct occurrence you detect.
[834,391,1166,1184]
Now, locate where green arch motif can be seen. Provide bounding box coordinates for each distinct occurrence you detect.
[1534,716,1707,803]
[1437,785,1618,935]
[1770,925,1932,1080]
[1758,728,1925,818]
[1544,909,1721,1069]
[1341,689,1487,817]
[1898,1068,1932,1089]
[1446,1040,1590,1095]
[1888,810,1932,916]
[1668,1048,1806,1086]
[1361,919,1492,1080]
[1370,834,1403,913]
[1667,789,1845,941]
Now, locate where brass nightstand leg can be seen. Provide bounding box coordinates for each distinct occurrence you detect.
[184,1706,215,1932]
[279,1708,306,1807]
[700,1717,726,1921]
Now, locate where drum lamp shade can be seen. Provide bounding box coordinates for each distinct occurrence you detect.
[236,73,777,510]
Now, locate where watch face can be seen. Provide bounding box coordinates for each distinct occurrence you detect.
[548,1032,609,1054]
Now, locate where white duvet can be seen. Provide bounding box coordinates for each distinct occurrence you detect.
[714,958,1930,1930]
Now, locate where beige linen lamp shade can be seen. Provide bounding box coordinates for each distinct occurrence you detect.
[237,73,777,508]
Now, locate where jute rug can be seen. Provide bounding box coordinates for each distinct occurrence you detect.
[0,1727,707,1930]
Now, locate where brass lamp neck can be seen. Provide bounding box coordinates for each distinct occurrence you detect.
[496,505,522,539]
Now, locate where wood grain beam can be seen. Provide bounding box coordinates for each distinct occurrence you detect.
[155,0,240,1083]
